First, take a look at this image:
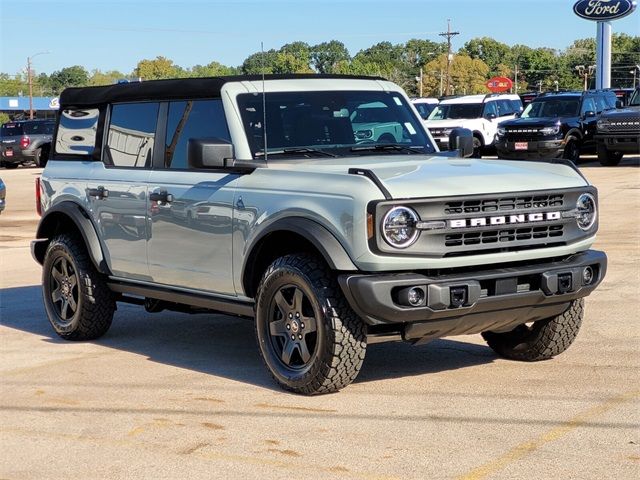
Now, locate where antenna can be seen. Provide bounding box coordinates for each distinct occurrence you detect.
[261,42,268,160]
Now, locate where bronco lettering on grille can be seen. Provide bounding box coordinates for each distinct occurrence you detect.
[449,211,561,228]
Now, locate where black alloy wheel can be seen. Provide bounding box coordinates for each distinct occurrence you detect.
[563,139,581,162]
[49,256,79,323]
[267,284,318,370]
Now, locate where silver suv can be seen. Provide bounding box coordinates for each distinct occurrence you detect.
[32,75,606,394]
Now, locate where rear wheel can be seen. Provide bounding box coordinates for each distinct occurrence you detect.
[42,234,115,340]
[35,146,50,168]
[482,299,583,361]
[597,142,623,166]
[255,254,366,395]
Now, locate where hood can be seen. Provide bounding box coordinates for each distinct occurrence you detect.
[267,155,588,198]
[600,106,640,119]
[500,117,564,128]
[423,119,471,129]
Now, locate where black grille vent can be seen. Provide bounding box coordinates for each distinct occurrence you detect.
[444,194,564,215]
[445,225,564,247]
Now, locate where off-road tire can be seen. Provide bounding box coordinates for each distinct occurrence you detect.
[3,163,18,169]
[471,136,483,158]
[255,254,367,395]
[482,299,583,361]
[42,233,115,340]
[35,146,50,168]
[597,142,623,166]
[563,138,581,163]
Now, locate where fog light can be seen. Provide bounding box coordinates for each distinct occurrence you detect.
[396,286,426,307]
[407,287,425,306]
[583,266,594,285]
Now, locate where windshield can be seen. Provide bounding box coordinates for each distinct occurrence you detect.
[428,103,483,120]
[237,90,435,158]
[521,98,579,118]
[629,89,640,106]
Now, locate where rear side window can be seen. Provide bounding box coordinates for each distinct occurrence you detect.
[55,109,100,156]
[1,123,24,137]
[24,122,55,135]
[164,99,230,169]
[105,103,159,168]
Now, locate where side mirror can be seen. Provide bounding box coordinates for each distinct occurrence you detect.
[514,111,521,118]
[449,128,474,158]
[485,112,497,121]
[188,138,234,169]
[616,100,624,109]
[583,110,596,119]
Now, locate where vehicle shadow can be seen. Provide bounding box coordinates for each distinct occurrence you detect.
[0,285,496,390]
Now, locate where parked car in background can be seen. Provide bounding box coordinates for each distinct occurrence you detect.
[0,177,5,213]
[496,90,618,162]
[424,93,522,157]
[0,119,55,169]
[595,87,640,166]
[611,88,635,107]
[519,92,539,107]
[411,97,439,120]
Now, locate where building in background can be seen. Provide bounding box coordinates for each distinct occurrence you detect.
[0,97,59,121]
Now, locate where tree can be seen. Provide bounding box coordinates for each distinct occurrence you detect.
[241,49,279,74]
[189,61,237,77]
[48,66,89,93]
[462,37,511,75]
[404,39,447,69]
[0,73,26,96]
[421,53,490,96]
[89,69,127,86]
[311,41,350,73]
[134,56,181,80]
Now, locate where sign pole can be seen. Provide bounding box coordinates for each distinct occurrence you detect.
[595,21,612,89]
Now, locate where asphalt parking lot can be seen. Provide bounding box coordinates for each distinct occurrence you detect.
[1,156,639,480]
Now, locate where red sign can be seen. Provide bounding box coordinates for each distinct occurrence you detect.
[486,76,513,93]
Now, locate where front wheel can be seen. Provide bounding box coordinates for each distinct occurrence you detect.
[563,138,581,163]
[255,254,367,395]
[482,299,583,361]
[471,136,483,158]
[597,142,623,166]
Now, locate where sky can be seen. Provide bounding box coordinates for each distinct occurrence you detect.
[1,0,639,76]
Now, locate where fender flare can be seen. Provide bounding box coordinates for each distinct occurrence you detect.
[33,201,110,274]
[241,217,358,290]
[565,128,583,143]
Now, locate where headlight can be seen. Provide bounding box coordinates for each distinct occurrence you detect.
[382,206,419,248]
[540,125,560,136]
[596,119,610,131]
[355,129,373,140]
[576,193,597,231]
[497,127,506,137]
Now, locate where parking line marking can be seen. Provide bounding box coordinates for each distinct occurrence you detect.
[457,389,640,480]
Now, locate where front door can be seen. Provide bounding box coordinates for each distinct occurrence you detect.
[146,99,238,295]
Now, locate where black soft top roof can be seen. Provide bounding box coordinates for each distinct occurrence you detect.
[59,74,387,108]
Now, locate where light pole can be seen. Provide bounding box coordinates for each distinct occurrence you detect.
[575,65,596,91]
[27,51,50,119]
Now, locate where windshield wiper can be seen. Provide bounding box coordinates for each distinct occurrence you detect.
[256,147,337,158]
[350,143,424,154]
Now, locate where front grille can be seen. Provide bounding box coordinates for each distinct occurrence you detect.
[444,194,564,215]
[505,128,543,141]
[600,117,640,133]
[445,225,564,247]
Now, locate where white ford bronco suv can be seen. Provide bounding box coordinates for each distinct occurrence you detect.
[424,93,522,157]
[32,75,606,394]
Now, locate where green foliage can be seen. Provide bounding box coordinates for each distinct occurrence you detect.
[0,112,10,126]
[134,56,182,80]
[311,41,350,73]
[48,65,89,94]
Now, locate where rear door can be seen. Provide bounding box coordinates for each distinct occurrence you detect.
[86,102,159,280]
[146,98,240,295]
[580,96,598,146]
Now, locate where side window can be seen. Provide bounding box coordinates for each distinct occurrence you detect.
[510,99,523,112]
[165,99,230,169]
[483,101,498,118]
[55,108,100,156]
[580,97,596,116]
[106,103,159,168]
[496,100,513,116]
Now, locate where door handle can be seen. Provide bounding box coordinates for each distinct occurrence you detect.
[87,186,109,199]
[149,191,174,203]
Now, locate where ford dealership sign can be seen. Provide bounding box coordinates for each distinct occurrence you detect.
[573,0,637,21]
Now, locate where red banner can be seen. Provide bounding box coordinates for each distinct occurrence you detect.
[486,76,513,93]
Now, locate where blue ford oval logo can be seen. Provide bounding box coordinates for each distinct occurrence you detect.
[573,0,637,21]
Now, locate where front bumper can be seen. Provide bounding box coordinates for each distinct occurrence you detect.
[339,250,606,342]
[595,133,640,154]
[496,138,564,159]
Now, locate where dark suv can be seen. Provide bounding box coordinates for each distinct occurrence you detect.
[595,88,640,166]
[0,119,55,169]
[496,90,618,162]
